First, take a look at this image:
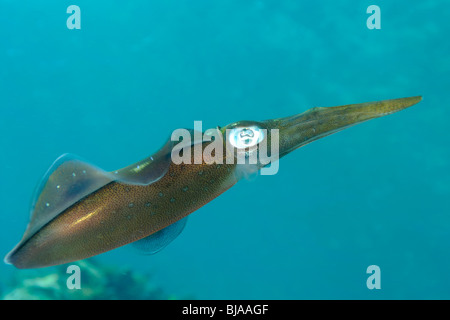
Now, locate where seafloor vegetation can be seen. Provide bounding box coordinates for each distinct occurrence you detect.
[1,259,176,300]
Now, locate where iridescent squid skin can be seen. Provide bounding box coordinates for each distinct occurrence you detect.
[5,96,421,269]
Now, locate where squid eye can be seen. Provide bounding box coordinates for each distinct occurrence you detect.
[229,126,265,149]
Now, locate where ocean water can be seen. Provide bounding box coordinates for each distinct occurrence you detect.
[0,0,449,299]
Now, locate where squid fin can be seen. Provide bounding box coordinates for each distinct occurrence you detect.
[132,217,188,254]
[22,154,115,243]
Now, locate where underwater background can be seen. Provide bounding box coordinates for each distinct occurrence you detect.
[0,0,449,299]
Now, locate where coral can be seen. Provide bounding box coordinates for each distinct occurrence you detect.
[1,259,172,300]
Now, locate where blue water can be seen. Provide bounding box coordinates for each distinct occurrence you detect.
[0,0,449,299]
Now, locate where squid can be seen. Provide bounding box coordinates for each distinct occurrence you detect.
[5,96,421,268]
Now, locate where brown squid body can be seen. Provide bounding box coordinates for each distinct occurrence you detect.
[5,96,421,268]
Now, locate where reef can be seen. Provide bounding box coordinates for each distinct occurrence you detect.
[1,259,174,300]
